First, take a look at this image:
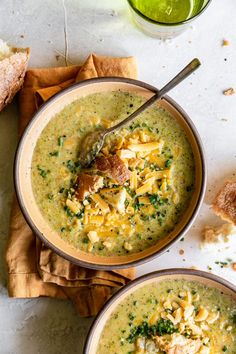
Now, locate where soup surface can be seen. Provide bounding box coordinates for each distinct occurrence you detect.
[97,279,236,353]
[31,91,194,256]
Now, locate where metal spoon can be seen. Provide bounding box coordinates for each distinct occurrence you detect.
[78,58,201,167]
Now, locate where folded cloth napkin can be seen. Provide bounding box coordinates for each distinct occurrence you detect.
[6,54,137,317]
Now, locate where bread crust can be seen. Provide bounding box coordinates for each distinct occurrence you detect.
[0,46,30,111]
[96,155,130,184]
[75,173,103,201]
[212,181,236,225]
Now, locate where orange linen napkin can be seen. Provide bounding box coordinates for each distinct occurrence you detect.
[6,54,137,317]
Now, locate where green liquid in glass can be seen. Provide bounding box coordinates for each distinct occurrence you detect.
[130,0,205,24]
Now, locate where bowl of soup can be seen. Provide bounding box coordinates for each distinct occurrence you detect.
[84,269,236,353]
[14,77,206,269]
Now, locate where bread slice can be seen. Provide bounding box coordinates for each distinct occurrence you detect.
[0,39,29,111]
[212,181,236,225]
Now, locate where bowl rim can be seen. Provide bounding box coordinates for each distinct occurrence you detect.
[83,268,236,354]
[14,76,207,270]
[127,0,212,27]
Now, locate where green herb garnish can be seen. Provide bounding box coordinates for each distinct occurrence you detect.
[126,318,177,343]
[149,194,160,206]
[215,261,229,268]
[129,122,141,131]
[49,151,59,156]
[58,135,65,146]
[66,160,81,174]
[147,298,158,304]
[134,202,144,211]
[165,159,172,168]
[64,205,74,217]
[76,209,84,219]
[141,122,153,132]
[128,313,135,321]
[37,166,49,178]
[125,186,136,198]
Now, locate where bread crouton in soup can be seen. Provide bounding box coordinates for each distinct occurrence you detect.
[96,155,130,184]
[75,173,103,201]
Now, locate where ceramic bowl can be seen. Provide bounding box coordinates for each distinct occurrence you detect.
[14,77,206,269]
[84,268,236,353]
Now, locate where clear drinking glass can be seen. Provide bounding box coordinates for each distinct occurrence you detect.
[127,0,212,39]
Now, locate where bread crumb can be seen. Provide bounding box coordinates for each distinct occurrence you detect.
[179,249,185,255]
[222,39,230,46]
[201,223,234,246]
[223,88,235,96]
[124,241,132,251]
[103,241,113,249]
[87,231,99,244]
[232,262,236,271]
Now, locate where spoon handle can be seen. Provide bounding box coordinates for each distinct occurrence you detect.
[106,58,201,134]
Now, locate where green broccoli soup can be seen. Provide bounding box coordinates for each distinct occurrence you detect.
[97,279,236,353]
[31,91,195,256]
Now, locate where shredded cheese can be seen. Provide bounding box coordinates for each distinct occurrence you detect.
[138,196,150,204]
[136,177,155,196]
[66,199,81,214]
[90,194,110,213]
[89,215,104,225]
[127,141,163,152]
[130,171,138,190]
[116,149,136,159]
[145,169,171,180]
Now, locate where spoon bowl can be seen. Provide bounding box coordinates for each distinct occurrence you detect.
[78,129,106,167]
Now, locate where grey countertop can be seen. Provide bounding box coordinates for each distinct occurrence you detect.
[0,0,235,353]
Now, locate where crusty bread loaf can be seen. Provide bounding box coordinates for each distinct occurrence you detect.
[212,180,236,225]
[0,39,29,111]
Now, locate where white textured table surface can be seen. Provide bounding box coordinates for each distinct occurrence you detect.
[0,0,236,353]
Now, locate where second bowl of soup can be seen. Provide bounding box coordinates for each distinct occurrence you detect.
[84,269,236,353]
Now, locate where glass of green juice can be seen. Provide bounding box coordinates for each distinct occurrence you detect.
[127,0,212,39]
